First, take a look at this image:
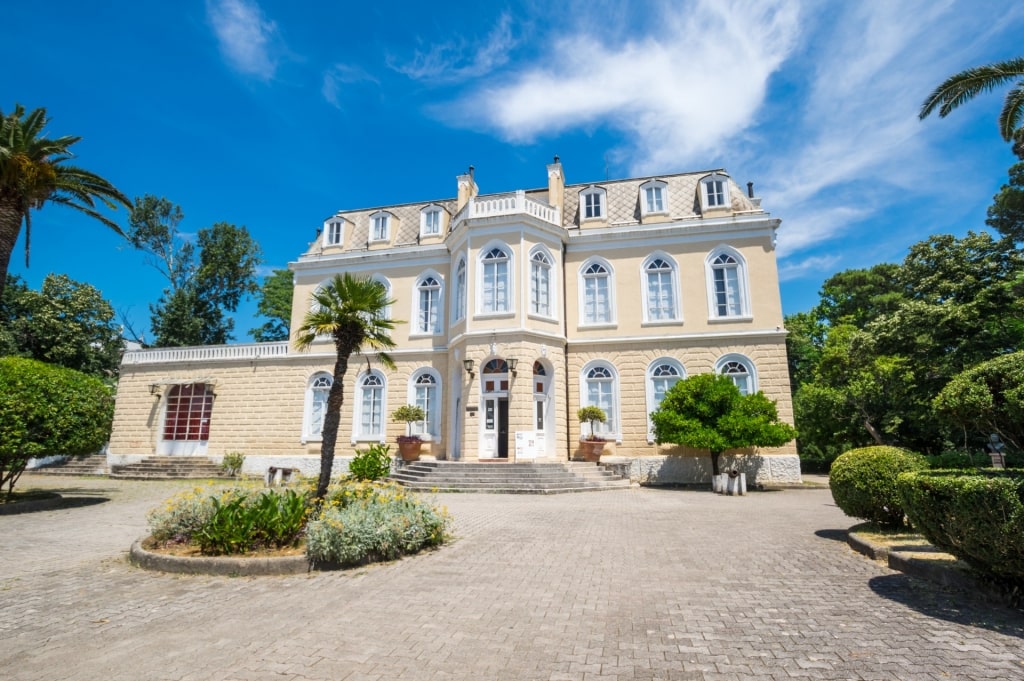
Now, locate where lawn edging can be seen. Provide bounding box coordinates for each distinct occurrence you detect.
[130,538,311,576]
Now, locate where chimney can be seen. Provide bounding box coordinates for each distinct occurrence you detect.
[456,165,478,212]
[546,155,564,215]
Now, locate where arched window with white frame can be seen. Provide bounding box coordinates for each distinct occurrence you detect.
[420,205,443,238]
[323,218,344,247]
[705,247,750,319]
[408,368,442,439]
[643,253,679,322]
[640,180,668,216]
[479,244,512,314]
[579,186,606,220]
[452,256,467,323]
[700,172,730,211]
[716,354,757,395]
[354,371,387,441]
[370,274,391,320]
[529,246,554,317]
[580,361,619,439]
[369,210,392,242]
[304,373,333,440]
[415,272,443,334]
[579,258,614,325]
[645,359,685,440]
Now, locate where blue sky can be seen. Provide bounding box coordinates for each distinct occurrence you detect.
[3,0,1022,342]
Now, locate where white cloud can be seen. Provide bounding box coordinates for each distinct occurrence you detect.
[322,65,379,109]
[440,0,801,173]
[778,254,842,282]
[206,0,281,80]
[393,12,516,84]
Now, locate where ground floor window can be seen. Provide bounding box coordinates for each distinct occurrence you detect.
[163,383,214,442]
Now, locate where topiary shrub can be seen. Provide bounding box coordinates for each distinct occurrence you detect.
[829,446,928,528]
[897,469,1024,591]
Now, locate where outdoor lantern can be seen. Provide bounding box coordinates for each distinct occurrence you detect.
[507,358,519,376]
[463,359,475,377]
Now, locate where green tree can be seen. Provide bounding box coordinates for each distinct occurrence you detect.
[249,268,293,342]
[125,195,263,347]
[294,273,400,499]
[933,351,1024,453]
[0,273,122,378]
[0,357,114,498]
[920,56,1024,157]
[816,264,905,328]
[986,162,1024,243]
[0,105,130,300]
[650,373,796,477]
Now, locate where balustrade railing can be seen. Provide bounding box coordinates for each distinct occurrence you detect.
[451,191,560,231]
[122,341,290,365]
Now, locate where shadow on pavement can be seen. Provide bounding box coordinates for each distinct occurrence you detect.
[815,528,849,542]
[869,574,1024,635]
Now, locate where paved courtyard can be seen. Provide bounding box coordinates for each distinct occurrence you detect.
[1,475,1022,681]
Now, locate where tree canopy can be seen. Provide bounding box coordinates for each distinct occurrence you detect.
[125,195,262,347]
[0,273,123,379]
[0,104,130,300]
[249,268,293,342]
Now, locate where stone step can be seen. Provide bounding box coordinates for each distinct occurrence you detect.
[28,453,110,476]
[109,456,228,480]
[389,461,629,494]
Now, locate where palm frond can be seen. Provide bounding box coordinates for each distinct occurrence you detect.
[920,57,1024,122]
[1000,83,1024,141]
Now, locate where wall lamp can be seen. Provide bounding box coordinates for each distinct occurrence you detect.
[463,359,475,378]
[149,384,161,396]
[507,358,519,377]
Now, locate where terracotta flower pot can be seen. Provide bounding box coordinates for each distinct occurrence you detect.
[397,437,423,461]
[579,440,605,462]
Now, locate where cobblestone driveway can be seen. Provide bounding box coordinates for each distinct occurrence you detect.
[1,476,1022,680]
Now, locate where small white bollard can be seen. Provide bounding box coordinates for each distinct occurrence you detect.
[725,472,747,496]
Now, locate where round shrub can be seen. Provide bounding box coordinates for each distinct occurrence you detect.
[897,469,1024,586]
[829,446,928,528]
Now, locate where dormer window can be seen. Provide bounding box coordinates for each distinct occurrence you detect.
[640,180,668,216]
[370,211,391,242]
[420,207,442,237]
[324,219,343,247]
[580,187,606,220]
[700,173,730,211]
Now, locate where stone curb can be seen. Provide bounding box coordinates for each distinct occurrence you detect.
[129,539,312,576]
[0,493,63,515]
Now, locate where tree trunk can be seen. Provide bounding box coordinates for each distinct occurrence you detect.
[711,450,722,477]
[316,349,351,499]
[862,417,884,445]
[0,200,26,301]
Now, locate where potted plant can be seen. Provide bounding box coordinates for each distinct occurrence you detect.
[392,404,426,461]
[576,406,608,462]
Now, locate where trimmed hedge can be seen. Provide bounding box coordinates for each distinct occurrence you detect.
[896,469,1024,585]
[829,446,928,528]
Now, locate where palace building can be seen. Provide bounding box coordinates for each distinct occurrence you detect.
[108,159,799,484]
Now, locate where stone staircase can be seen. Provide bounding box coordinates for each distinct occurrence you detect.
[109,456,228,480]
[389,461,631,494]
[28,453,110,476]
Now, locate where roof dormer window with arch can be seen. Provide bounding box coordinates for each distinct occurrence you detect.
[323,218,344,247]
[700,173,730,212]
[640,180,668,216]
[369,211,391,243]
[420,206,443,238]
[580,186,606,221]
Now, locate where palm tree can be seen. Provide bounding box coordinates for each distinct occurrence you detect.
[295,273,401,499]
[0,105,131,300]
[920,57,1024,156]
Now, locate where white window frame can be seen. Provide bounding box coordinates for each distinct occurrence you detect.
[408,368,442,440]
[452,255,467,324]
[353,370,387,442]
[369,211,391,243]
[715,354,757,396]
[529,245,555,319]
[705,247,751,320]
[302,372,333,442]
[700,173,730,211]
[579,257,615,327]
[639,180,668,216]
[420,206,443,238]
[477,242,513,316]
[414,271,444,335]
[645,358,685,442]
[323,219,344,247]
[579,360,620,442]
[642,252,680,323]
[369,274,392,321]
[580,187,606,221]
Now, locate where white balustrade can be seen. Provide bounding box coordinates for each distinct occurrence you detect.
[122,341,290,365]
[452,191,560,230]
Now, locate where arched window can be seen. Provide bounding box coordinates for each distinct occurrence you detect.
[640,180,668,216]
[409,369,441,438]
[304,373,333,439]
[580,186,606,220]
[580,259,613,325]
[369,211,391,242]
[453,257,467,322]
[530,247,553,317]
[323,219,344,247]
[533,361,549,433]
[646,359,684,440]
[480,246,511,314]
[370,274,391,320]
[700,173,730,211]
[716,355,756,395]
[356,372,386,439]
[420,206,443,237]
[643,254,678,322]
[706,248,749,319]
[581,362,618,438]
[416,273,443,334]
